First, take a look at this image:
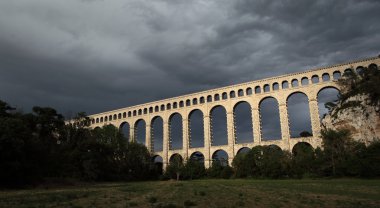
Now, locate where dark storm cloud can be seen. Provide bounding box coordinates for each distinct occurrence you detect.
[0,0,379,119]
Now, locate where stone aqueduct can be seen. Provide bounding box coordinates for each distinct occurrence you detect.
[88,57,380,169]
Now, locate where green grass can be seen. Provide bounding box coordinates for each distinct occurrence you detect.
[0,179,380,208]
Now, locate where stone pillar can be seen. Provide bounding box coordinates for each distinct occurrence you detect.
[278,102,291,151]
[252,107,261,145]
[309,98,322,139]
[146,124,152,153]
[203,115,211,168]
[130,121,135,142]
[226,110,235,164]
[182,118,189,161]
[162,121,169,171]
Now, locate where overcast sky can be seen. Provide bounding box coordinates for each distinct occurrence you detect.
[1,0,379,117]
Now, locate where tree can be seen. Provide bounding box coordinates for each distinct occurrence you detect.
[292,143,315,178]
[166,155,184,180]
[321,128,353,176]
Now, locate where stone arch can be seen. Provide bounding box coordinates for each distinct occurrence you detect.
[222,92,228,100]
[179,101,184,107]
[282,80,289,89]
[238,89,244,97]
[214,94,220,101]
[230,90,236,98]
[311,75,319,83]
[193,98,198,105]
[173,102,178,109]
[128,111,131,117]
[189,109,204,148]
[109,115,112,121]
[287,92,312,138]
[317,86,340,121]
[167,103,171,110]
[356,66,364,75]
[151,116,163,152]
[94,126,101,131]
[155,106,159,112]
[344,68,353,76]
[200,96,205,104]
[118,113,121,119]
[301,77,309,86]
[161,104,165,111]
[100,117,104,122]
[190,151,205,164]
[292,142,314,155]
[369,63,378,70]
[291,79,299,87]
[210,105,228,146]
[138,109,142,115]
[152,155,163,174]
[207,95,212,102]
[268,144,282,151]
[322,73,330,81]
[123,112,127,118]
[255,86,261,94]
[233,101,253,144]
[120,122,130,141]
[259,97,282,140]
[169,153,183,164]
[96,118,99,123]
[169,113,183,150]
[153,155,163,163]
[236,147,250,155]
[333,71,341,80]
[144,108,148,114]
[186,99,191,106]
[263,84,270,92]
[273,82,279,90]
[134,119,146,144]
[133,110,137,116]
[246,87,252,95]
[105,116,108,122]
[212,149,229,166]
[149,107,153,113]
[113,114,117,120]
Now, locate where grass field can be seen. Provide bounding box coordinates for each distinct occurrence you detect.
[0,179,380,208]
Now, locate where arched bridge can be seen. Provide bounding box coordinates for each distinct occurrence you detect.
[88,56,380,168]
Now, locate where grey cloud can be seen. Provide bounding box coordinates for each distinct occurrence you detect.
[0,0,379,120]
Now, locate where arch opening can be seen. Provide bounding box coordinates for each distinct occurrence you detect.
[273,82,279,91]
[169,113,183,150]
[259,97,282,140]
[333,71,341,80]
[282,81,289,89]
[287,92,312,138]
[120,122,130,142]
[134,119,146,144]
[311,75,319,83]
[212,149,229,166]
[190,151,205,164]
[151,116,163,152]
[169,153,183,164]
[210,106,228,146]
[291,79,299,87]
[189,110,204,148]
[317,87,340,122]
[234,102,253,144]
[322,73,330,82]
[236,147,250,155]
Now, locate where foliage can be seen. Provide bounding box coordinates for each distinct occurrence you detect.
[336,65,380,114]
[0,100,156,187]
